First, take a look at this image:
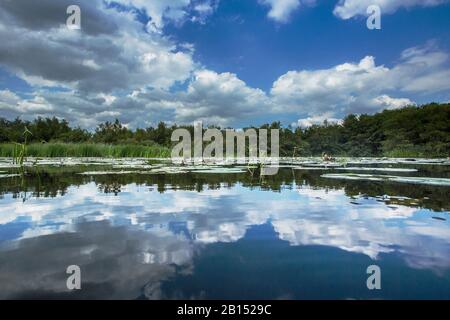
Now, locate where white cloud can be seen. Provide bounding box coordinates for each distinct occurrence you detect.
[1,43,449,128]
[334,0,449,19]
[395,45,450,93]
[1,1,449,129]
[0,90,54,117]
[191,1,219,24]
[0,0,195,94]
[0,90,20,105]
[271,56,405,115]
[371,95,414,110]
[294,112,343,128]
[111,0,219,31]
[272,44,449,122]
[260,0,301,22]
[195,2,214,14]
[259,0,317,22]
[110,0,191,30]
[0,69,270,128]
[131,69,271,126]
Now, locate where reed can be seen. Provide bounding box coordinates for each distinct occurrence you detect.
[0,143,171,158]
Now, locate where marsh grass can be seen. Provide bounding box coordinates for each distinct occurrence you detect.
[0,143,171,158]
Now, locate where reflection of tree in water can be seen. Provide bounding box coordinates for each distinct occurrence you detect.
[0,172,81,199]
[0,167,448,211]
[98,182,122,195]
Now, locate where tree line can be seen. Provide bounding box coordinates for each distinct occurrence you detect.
[0,102,448,157]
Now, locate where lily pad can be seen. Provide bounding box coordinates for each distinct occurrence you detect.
[192,168,246,174]
[293,167,332,171]
[78,168,188,175]
[78,171,142,175]
[321,173,450,187]
[148,167,188,174]
[0,174,21,179]
[336,167,418,173]
[303,163,344,168]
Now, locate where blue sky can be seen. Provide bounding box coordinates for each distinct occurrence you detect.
[165,0,450,91]
[1,0,450,129]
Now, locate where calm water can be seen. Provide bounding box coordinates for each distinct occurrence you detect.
[0,159,449,299]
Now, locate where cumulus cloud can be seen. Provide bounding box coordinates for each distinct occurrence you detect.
[0,1,449,129]
[334,0,449,19]
[1,43,449,128]
[0,0,195,94]
[190,0,220,24]
[111,0,218,31]
[0,90,20,107]
[94,69,272,127]
[0,90,55,119]
[174,70,270,124]
[371,95,415,110]
[0,69,270,128]
[271,43,450,125]
[293,113,343,128]
[260,0,301,22]
[2,40,449,129]
[111,0,190,31]
[259,0,316,22]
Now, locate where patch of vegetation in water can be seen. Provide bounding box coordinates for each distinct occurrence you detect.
[0,174,21,179]
[336,167,418,173]
[321,173,450,187]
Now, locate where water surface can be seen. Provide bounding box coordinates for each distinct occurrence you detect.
[0,158,449,299]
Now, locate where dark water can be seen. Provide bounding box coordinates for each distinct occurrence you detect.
[0,163,449,300]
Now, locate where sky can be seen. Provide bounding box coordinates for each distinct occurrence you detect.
[0,0,450,129]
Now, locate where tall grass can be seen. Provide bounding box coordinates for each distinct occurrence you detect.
[0,143,171,158]
[383,146,428,158]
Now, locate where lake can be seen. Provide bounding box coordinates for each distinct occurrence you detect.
[0,157,449,299]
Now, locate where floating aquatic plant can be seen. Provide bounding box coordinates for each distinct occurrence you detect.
[321,173,450,187]
[336,167,418,173]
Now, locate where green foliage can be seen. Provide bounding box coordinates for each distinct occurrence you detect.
[297,103,450,157]
[0,143,171,158]
[0,117,91,143]
[0,103,448,158]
